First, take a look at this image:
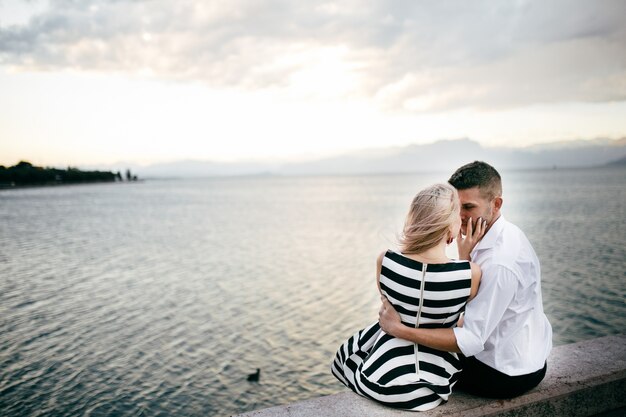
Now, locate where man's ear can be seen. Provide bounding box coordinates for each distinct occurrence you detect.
[493,196,503,214]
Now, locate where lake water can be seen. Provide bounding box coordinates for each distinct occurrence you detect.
[1,167,624,416]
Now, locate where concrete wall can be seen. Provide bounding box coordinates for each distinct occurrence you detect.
[235,334,626,417]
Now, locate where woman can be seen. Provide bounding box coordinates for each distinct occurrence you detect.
[331,183,483,411]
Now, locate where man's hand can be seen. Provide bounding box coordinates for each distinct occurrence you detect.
[458,217,486,260]
[378,296,461,352]
[379,296,404,337]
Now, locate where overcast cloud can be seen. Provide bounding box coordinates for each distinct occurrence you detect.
[1,0,625,112]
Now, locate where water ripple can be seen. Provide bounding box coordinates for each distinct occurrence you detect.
[1,169,624,416]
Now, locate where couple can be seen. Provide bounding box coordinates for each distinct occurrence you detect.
[331,161,552,411]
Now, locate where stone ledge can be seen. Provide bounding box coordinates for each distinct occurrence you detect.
[236,334,626,417]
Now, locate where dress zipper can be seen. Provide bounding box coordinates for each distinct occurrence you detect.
[414,262,427,375]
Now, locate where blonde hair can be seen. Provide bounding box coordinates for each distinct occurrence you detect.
[399,183,460,254]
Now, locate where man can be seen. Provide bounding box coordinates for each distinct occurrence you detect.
[379,161,552,398]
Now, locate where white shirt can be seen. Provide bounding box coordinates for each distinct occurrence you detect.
[453,216,553,376]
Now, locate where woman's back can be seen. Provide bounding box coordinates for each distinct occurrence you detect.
[380,250,471,331]
[370,250,471,386]
[332,250,472,411]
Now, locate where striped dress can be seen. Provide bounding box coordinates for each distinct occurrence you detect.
[331,250,472,411]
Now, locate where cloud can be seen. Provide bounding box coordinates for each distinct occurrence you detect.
[1,0,625,111]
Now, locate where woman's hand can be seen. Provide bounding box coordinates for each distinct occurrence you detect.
[457,217,487,260]
[379,296,403,337]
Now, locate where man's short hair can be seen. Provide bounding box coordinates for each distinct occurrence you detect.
[448,161,502,200]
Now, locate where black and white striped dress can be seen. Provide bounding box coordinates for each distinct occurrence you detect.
[331,250,472,411]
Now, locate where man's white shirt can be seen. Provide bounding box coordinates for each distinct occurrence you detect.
[453,216,553,376]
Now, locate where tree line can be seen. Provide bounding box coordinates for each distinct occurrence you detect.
[0,161,138,187]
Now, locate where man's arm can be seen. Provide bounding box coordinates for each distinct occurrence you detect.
[379,297,461,352]
[379,265,517,355]
[453,265,517,356]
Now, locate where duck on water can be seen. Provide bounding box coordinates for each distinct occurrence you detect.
[247,369,260,382]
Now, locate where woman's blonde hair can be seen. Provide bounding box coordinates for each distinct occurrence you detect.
[399,183,460,254]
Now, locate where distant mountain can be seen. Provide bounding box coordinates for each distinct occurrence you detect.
[279,139,483,175]
[606,155,626,166]
[125,137,626,178]
[522,137,626,150]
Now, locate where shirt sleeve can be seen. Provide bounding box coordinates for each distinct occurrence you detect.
[453,264,517,357]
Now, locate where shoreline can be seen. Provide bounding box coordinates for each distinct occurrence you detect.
[0,179,144,191]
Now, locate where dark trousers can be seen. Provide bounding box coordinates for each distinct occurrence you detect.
[455,354,547,399]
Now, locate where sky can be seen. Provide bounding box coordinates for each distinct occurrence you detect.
[1,0,625,167]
